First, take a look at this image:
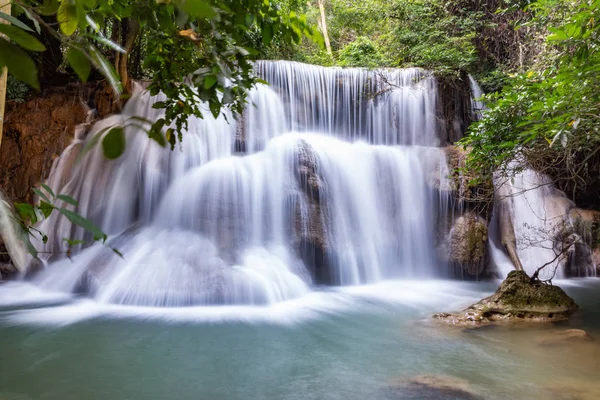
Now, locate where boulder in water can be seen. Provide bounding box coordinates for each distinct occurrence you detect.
[434,270,578,325]
[442,213,489,278]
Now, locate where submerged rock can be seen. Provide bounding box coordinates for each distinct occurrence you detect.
[546,378,600,400]
[434,270,578,325]
[386,374,482,400]
[536,329,593,346]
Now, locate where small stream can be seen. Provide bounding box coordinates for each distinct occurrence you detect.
[2,279,600,400]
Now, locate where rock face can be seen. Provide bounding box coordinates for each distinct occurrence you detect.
[292,140,332,284]
[442,145,493,217]
[434,270,578,325]
[566,208,600,276]
[0,86,93,204]
[443,213,489,278]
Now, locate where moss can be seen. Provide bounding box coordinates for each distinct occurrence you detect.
[434,270,578,326]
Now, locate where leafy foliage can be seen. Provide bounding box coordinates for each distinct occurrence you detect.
[2,0,321,153]
[338,36,384,68]
[12,185,119,259]
[462,0,600,206]
[6,75,30,102]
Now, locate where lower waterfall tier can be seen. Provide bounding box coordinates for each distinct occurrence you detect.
[31,134,449,306]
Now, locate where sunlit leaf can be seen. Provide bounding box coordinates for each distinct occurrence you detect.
[57,0,78,36]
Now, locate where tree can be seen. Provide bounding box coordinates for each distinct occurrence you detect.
[0,0,322,158]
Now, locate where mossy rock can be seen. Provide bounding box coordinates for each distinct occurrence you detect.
[434,271,578,325]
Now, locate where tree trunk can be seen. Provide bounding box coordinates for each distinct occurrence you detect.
[117,18,140,93]
[318,0,332,55]
[0,0,10,151]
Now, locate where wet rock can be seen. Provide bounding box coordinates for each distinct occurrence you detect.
[442,212,489,278]
[593,249,600,275]
[442,145,493,217]
[566,208,600,276]
[536,329,593,346]
[387,374,482,400]
[291,140,333,284]
[434,270,578,325]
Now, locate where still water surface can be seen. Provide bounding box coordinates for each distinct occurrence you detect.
[1,279,600,400]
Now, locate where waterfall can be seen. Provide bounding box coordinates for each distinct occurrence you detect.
[493,163,597,279]
[19,61,451,306]
[468,75,485,121]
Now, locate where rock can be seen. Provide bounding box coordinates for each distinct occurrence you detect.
[291,140,333,284]
[593,249,600,275]
[434,270,578,325]
[558,208,600,277]
[387,374,482,400]
[0,86,92,204]
[443,212,489,278]
[536,329,592,346]
[442,145,493,217]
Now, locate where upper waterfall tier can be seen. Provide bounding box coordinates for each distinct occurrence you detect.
[252,61,440,146]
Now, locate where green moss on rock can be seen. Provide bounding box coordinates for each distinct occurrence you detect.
[434,271,578,325]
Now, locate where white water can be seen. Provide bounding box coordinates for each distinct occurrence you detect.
[4,61,588,307]
[7,61,449,306]
[494,165,594,279]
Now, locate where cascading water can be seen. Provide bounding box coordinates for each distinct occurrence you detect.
[11,61,452,306]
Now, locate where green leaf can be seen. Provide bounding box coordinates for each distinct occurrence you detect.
[39,200,54,218]
[62,238,86,246]
[0,11,34,32]
[209,99,220,118]
[88,45,122,96]
[32,188,51,203]
[0,38,40,90]
[148,119,167,147]
[57,0,78,36]
[177,0,216,19]
[0,25,46,52]
[57,194,79,206]
[15,203,37,223]
[76,125,111,164]
[87,33,125,53]
[166,128,176,150]
[102,126,126,159]
[261,24,273,46]
[37,0,60,16]
[41,184,55,199]
[111,246,124,258]
[67,47,91,82]
[58,208,106,242]
[21,7,41,34]
[203,75,217,89]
